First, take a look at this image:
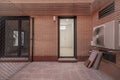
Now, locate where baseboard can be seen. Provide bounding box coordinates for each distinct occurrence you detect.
[77,56,89,61]
[33,56,58,61]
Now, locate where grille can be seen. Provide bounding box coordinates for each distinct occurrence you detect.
[99,2,115,19]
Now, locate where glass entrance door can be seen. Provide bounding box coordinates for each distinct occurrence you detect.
[59,17,75,58]
[0,16,30,57]
[5,20,19,57]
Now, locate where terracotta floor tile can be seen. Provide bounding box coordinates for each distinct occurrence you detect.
[9,62,113,80]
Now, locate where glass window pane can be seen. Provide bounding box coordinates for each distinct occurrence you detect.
[5,20,19,57]
[21,20,30,57]
[60,19,74,57]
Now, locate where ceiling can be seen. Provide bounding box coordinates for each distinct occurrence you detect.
[0,0,114,16]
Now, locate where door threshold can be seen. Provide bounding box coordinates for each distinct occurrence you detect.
[0,57,29,62]
[58,58,77,62]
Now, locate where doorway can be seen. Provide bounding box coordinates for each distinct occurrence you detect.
[0,16,30,57]
[58,17,76,58]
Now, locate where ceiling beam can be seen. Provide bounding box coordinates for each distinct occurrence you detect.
[0,0,114,16]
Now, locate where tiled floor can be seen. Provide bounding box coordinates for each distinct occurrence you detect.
[9,62,113,80]
[0,62,29,80]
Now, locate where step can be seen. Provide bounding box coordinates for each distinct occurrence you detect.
[0,58,29,62]
[58,58,77,62]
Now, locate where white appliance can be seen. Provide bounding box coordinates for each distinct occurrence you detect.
[91,20,120,50]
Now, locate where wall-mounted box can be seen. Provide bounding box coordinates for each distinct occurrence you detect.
[91,20,120,50]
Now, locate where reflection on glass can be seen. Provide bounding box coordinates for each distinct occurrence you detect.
[21,32,24,46]
[13,31,18,46]
[60,26,66,30]
[13,31,24,46]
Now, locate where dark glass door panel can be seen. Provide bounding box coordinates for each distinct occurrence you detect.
[5,20,19,57]
[21,20,30,57]
[0,16,30,57]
